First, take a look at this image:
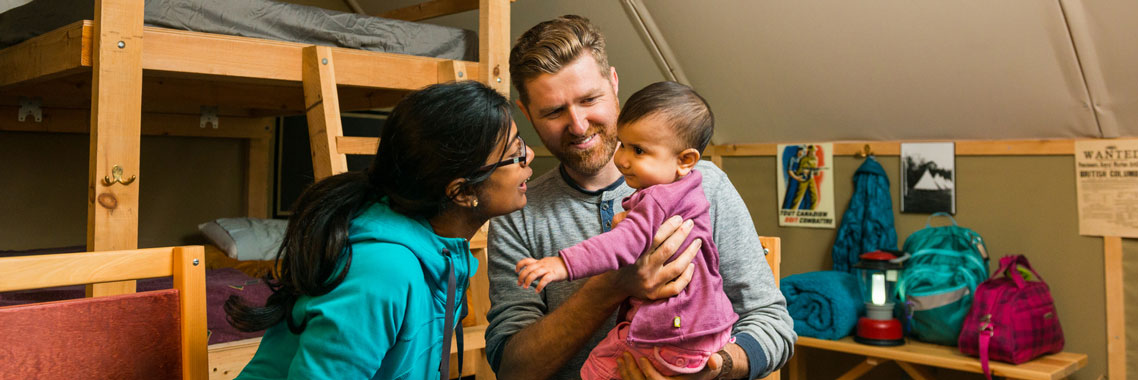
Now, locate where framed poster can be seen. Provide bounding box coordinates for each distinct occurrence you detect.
[777,143,835,228]
[900,142,956,214]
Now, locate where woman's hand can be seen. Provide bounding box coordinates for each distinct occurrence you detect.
[616,351,725,380]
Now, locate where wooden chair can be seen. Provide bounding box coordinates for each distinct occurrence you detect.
[758,236,782,380]
[0,246,208,380]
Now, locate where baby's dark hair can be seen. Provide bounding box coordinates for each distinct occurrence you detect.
[617,81,714,154]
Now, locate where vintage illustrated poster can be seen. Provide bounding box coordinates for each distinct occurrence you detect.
[1075,139,1138,238]
[777,143,835,228]
[901,142,956,214]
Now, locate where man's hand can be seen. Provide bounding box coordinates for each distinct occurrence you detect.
[516,257,569,293]
[616,351,724,380]
[612,211,629,228]
[610,216,700,300]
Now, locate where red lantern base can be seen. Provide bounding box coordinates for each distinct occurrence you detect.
[854,317,904,346]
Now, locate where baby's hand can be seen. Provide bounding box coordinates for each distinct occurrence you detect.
[515,257,569,293]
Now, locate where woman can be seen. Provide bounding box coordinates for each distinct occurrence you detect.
[225,81,533,380]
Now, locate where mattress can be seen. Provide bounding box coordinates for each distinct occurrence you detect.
[0,0,477,61]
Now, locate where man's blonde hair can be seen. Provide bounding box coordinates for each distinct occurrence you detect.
[510,15,609,104]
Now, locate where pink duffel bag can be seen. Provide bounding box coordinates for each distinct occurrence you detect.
[958,255,1064,380]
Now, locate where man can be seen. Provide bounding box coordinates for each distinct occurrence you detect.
[485,15,795,380]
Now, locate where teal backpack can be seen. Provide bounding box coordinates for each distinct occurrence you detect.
[898,213,990,345]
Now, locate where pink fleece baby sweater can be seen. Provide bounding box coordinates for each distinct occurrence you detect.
[559,170,739,348]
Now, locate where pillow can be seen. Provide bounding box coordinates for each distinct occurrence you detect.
[197,218,287,261]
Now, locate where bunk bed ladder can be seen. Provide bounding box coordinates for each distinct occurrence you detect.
[301,46,349,180]
[301,54,478,181]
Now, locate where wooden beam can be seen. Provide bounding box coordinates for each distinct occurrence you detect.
[208,338,262,379]
[140,26,480,89]
[380,0,478,22]
[246,137,272,218]
[707,139,1077,157]
[479,0,510,95]
[835,357,882,380]
[172,246,208,380]
[0,248,174,292]
[468,247,491,325]
[448,324,488,355]
[710,154,723,169]
[336,136,379,155]
[302,46,348,180]
[954,139,1074,156]
[439,60,470,82]
[88,0,145,297]
[711,143,778,157]
[797,336,1087,380]
[1104,236,1126,380]
[1,72,409,117]
[0,21,90,89]
[787,347,805,380]
[759,237,781,282]
[896,362,936,380]
[0,107,272,139]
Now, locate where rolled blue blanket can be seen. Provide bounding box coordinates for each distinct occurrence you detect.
[780,271,865,340]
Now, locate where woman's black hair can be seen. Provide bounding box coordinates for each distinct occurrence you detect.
[225,81,513,333]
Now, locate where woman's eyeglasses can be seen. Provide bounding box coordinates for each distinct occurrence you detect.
[466,135,527,181]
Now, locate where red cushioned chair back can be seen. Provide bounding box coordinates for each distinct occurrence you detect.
[0,289,183,380]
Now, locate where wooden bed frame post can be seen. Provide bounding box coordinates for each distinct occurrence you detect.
[302,45,348,181]
[174,245,209,380]
[87,0,145,297]
[758,236,781,380]
[246,135,272,219]
[480,0,510,96]
[476,3,507,378]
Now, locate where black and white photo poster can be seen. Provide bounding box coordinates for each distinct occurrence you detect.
[901,142,955,214]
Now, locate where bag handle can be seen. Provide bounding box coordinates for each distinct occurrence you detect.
[995,255,1045,288]
[924,212,959,228]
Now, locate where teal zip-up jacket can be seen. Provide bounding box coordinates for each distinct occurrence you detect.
[235,199,475,380]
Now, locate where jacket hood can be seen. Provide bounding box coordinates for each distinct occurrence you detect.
[348,199,475,294]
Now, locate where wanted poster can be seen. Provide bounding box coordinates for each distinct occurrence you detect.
[1075,139,1138,238]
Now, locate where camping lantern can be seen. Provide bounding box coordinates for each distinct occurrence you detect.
[853,250,905,346]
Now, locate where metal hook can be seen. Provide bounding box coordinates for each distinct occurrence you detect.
[102,165,136,186]
[855,144,874,159]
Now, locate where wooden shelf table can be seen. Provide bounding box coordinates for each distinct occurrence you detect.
[790,336,1086,380]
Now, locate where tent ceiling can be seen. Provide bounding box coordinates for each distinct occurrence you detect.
[350,0,1138,143]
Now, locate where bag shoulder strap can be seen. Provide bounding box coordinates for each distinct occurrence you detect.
[925,212,960,228]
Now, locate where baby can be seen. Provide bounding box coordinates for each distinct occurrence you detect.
[516,81,738,379]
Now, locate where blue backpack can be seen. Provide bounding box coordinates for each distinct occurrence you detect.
[897,213,990,345]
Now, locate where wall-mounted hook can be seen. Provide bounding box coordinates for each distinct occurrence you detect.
[855,144,874,159]
[102,165,136,186]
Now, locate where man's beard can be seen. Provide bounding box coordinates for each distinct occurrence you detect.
[553,124,619,176]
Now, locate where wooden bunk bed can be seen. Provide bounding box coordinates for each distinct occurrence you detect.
[0,0,509,379]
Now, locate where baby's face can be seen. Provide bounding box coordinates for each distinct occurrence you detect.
[613,114,685,189]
